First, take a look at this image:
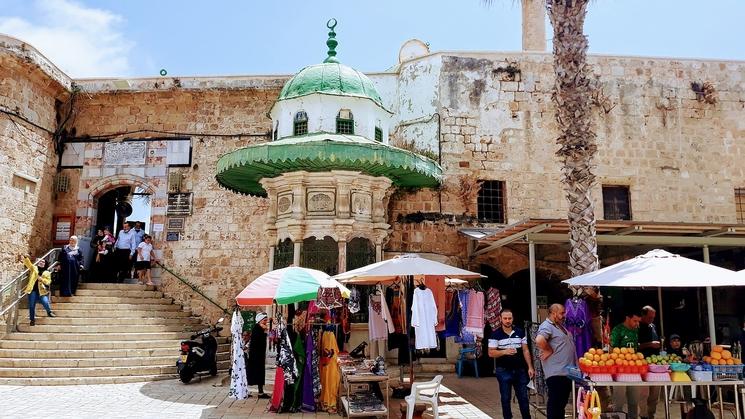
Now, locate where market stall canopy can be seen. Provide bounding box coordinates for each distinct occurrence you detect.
[333,253,484,285]
[562,249,744,288]
[236,266,350,306]
[215,134,442,197]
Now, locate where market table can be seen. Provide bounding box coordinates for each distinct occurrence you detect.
[570,379,744,419]
[338,368,390,418]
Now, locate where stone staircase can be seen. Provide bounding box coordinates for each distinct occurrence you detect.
[0,283,230,385]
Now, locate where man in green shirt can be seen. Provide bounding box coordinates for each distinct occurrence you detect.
[610,309,642,419]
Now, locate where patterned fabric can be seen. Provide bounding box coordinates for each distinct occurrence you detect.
[464,290,485,338]
[284,334,305,412]
[228,311,249,400]
[455,290,475,343]
[277,326,298,384]
[319,331,340,410]
[444,289,462,338]
[528,322,548,396]
[312,330,321,397]
[484,288,502,330]
[348,287,361,313]
[316,287,343,309]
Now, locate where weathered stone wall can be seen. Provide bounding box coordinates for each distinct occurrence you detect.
[0,54,65,283]
[67,85,282,318]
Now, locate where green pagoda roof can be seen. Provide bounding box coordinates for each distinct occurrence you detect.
[216,133,442,197]
[277,63,386,109]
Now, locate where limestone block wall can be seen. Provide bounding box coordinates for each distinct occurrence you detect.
[66,85,282,318]
[0,54,66,283]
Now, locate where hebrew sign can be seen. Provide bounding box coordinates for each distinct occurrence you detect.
[103,141,147,166]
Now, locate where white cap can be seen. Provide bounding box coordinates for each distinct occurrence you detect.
[255,312,267,323]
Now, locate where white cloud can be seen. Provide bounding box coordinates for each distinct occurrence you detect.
[0,0,133,77]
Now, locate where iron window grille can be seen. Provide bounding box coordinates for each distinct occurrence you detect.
[374,127,383,142]
[301,236,339,276]
[602,185,632,220]
[477,180,506,223]
[274,238,294,270]
[293,111,308,136]
[336,109,354,135]
[736,188,745,223]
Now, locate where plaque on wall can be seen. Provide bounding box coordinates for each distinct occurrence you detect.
[167,217,185,230]
[351,192,372,218]
[166,231,180,241]
[307,190,335,215]
[52,215,75,245]
[167,193,192,215]
[103,141,147,166]
[277,193,293,215]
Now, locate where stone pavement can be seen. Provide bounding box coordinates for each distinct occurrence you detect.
[0,374,500,419]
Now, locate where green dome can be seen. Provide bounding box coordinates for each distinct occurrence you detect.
[278,63,386,109]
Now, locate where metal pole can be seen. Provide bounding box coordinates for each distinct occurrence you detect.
[703,245,716,346]
[529,241,538,323]
[657,287,665,342]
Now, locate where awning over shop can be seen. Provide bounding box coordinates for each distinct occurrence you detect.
[460,218,745,257]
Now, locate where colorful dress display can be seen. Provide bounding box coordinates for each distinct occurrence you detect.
[319,331,339,411]
[564,297,592,359]
[411,287,438,349]
[368,294,394,340]
[464,290,485,338]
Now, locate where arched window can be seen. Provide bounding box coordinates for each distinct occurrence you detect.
[336,109,354,135]
[273,238,294,269]
[301,236,339,276]
[293,111,308,136]
[346,237,375,271]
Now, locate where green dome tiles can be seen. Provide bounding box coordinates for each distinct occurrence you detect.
[216,133,442,197]
[278,63,386,109]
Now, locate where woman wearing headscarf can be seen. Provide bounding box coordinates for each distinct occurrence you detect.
[247,312,271,398]
[19,255,56,326]
[58,236,84,297]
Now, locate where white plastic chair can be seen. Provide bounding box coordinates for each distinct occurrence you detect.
[405,374,443,419]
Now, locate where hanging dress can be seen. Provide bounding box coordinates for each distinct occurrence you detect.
[301,330,318,412]
[246,323,267,386]
[270,366,285,412]
[319,330,340,411]
[564,298,593,359]
[228,311,249,400]
[368,293,394,340]
[484,287,502,330]
[284,334,305,412]
[411,287,438,349]
[464,290,485,338]
[444,289,462,338]
[455,289,475,343]
[277,326,298,384]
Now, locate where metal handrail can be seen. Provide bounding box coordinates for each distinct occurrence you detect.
[1,248,61,335]
[156,262,229,314]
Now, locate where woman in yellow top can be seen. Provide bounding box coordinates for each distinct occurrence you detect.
[19,255,56,326]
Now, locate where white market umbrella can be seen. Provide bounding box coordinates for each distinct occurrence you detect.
[228,310,248,400]
[333,253,483,284]
[563,249,743,288]
[563,249,745,345]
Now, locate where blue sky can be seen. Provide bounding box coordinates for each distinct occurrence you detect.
[1,0,744,78]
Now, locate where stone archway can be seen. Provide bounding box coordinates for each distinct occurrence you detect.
[76,174,164,240]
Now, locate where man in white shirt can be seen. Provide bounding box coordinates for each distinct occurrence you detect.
[114,222,137,282]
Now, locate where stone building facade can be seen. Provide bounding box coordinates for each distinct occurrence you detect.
[2,26,745,334]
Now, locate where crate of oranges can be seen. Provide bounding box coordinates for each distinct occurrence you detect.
[702,345,743,380]
[578,347,649,375]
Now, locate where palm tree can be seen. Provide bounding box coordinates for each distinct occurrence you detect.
[488,0,599,276]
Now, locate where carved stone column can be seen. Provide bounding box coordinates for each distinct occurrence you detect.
[293,241,302,267]
[338,240,347,273]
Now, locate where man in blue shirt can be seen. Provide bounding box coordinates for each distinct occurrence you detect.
[488,308,535,419]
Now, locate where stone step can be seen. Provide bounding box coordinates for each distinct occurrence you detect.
[0,360,231,378]
[4,331,192,341]
[70,289,164,298]
[53,296,173,305]
[36,303,182,311]
[25,308,191,318]
[16,324,202,334]
[0,339,205,350]
[0,374,175,386]
[0,344,231,359]
[18,316,202,326]
[77,284,157,291]
[0,353,231,368]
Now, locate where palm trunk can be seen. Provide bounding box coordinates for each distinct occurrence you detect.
[546,0,599,277]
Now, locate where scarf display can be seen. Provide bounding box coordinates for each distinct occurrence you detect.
[484,287,502,330]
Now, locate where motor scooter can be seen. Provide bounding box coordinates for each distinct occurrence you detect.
[177,317,224,383]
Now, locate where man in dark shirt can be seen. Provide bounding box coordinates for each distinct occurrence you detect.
[638,306,662,419]
[488,309,535,419]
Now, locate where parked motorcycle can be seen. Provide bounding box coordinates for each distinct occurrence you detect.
[177,317,224,383]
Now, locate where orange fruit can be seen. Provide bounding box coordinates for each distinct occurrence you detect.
[733,359,742,365]
[592,361,599,366]
[589,348,597,355]
[606,359,615,366]
[596,349,605,356]
[711,359,720,365]
[599,361,606,366]
[620,348,628,354]
[593,354,601,362]
[711,352,722,360]
[628,347,635,354]
[726,359,734,365]
[635,360,643,366]
[703,356,712,363]
[613,348,621,354]
[637,353,644,360]
[712,345,724,353]
[610,353,619,360]
[721,350,732,360]
[600,354,609,361]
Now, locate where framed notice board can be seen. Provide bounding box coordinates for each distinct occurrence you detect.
[52,215,75,245]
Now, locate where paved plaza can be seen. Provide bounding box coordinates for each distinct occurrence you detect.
[0,373,497,419]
